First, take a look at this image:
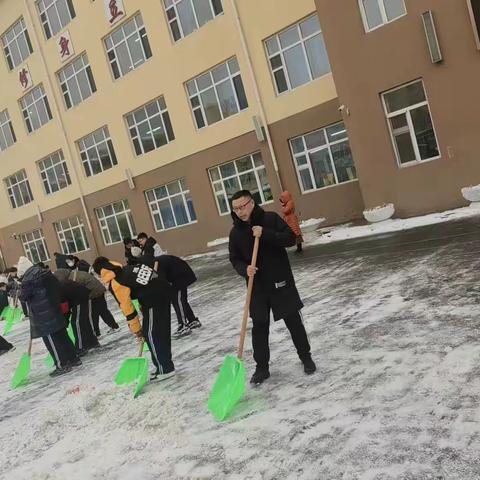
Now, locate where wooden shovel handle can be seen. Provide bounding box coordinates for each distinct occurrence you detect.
[138,338,145,357]
[27,338,33,356]
[237,236,260,359]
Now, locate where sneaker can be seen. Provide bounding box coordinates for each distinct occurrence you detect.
[173,325,192,338]
[49,365,72,377]
[302,356,316,375]
[187,319,202,329]
[150,368,175,381]
[68,358,82,368]
[250,367,270,385]
[0,345,15,356]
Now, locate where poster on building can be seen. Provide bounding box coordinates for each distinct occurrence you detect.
[104,0,125,25]
[57,30,75,62]
[18,64,32,91]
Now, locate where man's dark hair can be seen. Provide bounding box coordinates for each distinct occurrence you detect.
[137,232,148,240]
[230,190,253,205]
[123,237,132,246]
[93,257,122,276]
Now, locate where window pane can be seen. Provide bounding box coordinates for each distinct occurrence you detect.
[236,156,253,173]
[150,114,167,147]
[331,141,357,182]
[284,44,310,88]
[220,162,235,178]
[266,37,279,56]
[310,149,336,188]
[193,0,214,27]
[326,123,348,142]
[224,177,240,196]
[305,130,326,150]
[279,25,300,48]
[410,105,439,160]
[200,88,222,125]
[171,195,189,225]
[383,0,406,21]
[117,214,131,240]
[305,34,331,79]
[299,169,314,191]
[239,172,258,193]
[384,82,426,113]
[138,121,155,153]
[363,0,383,30]
[212,0,223,15]
[216,80,238,118]
[233,76,248,110]
[177,0,197,37]
[291,137,305,154]
[300,15,321,38]
[159,199,176,229]
[257,168,272,202]
[274,69,289,93]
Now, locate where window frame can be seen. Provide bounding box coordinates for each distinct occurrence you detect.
[20,229,50,263]
[0,109,17,152]
[36,0,76,40]
[1,17,34,71]
[95,199,136,246]
[37,150,72,195]
[359,0,407,33]
[381,79,441,168]
[54,215,90,254]
[4,169,34,209]
[19,84,53,134]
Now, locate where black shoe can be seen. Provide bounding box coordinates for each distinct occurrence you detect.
[150,367,175,381]
[302,356,316,375]
[296,243,303,253]
[77,348,89,357]
[49,365,72,377]
[187,319,202,329]
[0,345,15,356]
[68,358,82,367]
[250,367,270,385]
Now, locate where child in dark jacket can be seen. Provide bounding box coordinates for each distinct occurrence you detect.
[0,282,14,354]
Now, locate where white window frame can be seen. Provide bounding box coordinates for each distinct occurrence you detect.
[58,53,97,109]
[54,215,89,254]
[37,0,76,40]
[163,0,224,42]
[77,126,118,177]
[290,122,357,194]
[265,13,330,95]
[0,109,16,152]
[104,14,152,80]
[359,0,407,33]
[381,79,440,168]
[1,17,33,70]
[37,150,71,195]
[4,169,34,209]
[95,200,136,246]
[20,84,53,133]
[125,96,175,156]
[145,179,197,232]
[208,152,273,216]
[20,229,50,264]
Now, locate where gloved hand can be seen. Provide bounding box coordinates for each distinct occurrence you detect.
[127,317,143,338]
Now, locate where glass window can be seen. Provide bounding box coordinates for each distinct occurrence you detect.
[95,200,136,245]
[1,17,33,70]
[20,229,49,264]
[104,14,152,80]
[164,0,223,42]
[187,57,248,129]
[145,179,197,231]
[208,153,272,215]
[20,85,53,133]
[290,121,357,193]
[0,109,16,152]
[37,0,76,40]
[265,14,330,94]
[382,80,439,165]
[4,169,34,208]
[37,150,71,195]
[125,96,175,155]
[58,53,96,109]
[54,215,89,254]
[360,0,406,31]
[77,126,118,177]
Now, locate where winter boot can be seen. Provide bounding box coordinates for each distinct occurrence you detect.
[250,367,270,385]
[187,318,202,329]
[49,365,73,377]
[302,355,316,375]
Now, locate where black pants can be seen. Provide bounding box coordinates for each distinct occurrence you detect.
[250,295,311,369]
[0,334,13,352]
[43,328,78,368]
[20,300,28,317]
[171,287,196,328]
[90,295,119,336]
[142,301,174,374]
[71,302,99,351]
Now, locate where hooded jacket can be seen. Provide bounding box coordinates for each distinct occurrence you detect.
[280,191,302,237]
[54,269,106,299]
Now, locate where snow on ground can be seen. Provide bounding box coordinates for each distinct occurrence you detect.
[2,217,480,479]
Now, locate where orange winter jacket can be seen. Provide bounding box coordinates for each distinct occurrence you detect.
[280,191,302,237]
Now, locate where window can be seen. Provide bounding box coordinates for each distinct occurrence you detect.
[208,152,272,215]
[20,85,53,133]
[467,0,480,49]
[359,0,406,32]
[126,96,175,156]
[146,179,196,231]
[37,0,76,39]
[54,215,89,254]
[37,150,71,195]
[187,58,248,129]
[104,14,152,80]
[21,229,49,264]
[77,126,118,177]
[58,54,96,109]
[1,17,33,70]
[290,122,357,193]
[382,80,439,166]
[4,170,33,208]
[0,110,16,152]
[95,200,136,245]
[164,0,223,42]
[265,14,330,94]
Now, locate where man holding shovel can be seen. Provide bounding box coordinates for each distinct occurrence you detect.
[229,190,316,385]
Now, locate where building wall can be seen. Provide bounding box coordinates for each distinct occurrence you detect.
[315,0,480,217]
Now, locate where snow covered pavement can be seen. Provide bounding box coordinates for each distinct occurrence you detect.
[2,216,480,479]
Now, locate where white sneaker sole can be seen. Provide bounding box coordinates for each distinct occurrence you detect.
[152,371,175,382]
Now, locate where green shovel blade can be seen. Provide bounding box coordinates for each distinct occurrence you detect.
[67,323,75,342]
[143,342,149,353]
[133,361,149,398]
[12,308,24,324]
[1,306,11,319]
[115,357,149,398]
[11,353,31,389]
[208,355,246,421]
[3,309,16,335]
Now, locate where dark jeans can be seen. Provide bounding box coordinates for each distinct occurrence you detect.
[171,287,197,328]
[90,295,119,336]
[71,302,99,351]
[43,328,78,368]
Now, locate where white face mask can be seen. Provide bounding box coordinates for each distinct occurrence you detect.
[66,260,74,267]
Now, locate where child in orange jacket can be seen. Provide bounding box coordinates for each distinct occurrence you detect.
[280,191,303,253]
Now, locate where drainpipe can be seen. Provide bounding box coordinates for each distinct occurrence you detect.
[229,0,284,192]
[23,0,99,256]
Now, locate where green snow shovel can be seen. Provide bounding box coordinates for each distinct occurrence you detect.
[11,339,33,389]
[3,307,22,335]
[208,236,260,421]
[44,318,75,367]
[114,339,149,398]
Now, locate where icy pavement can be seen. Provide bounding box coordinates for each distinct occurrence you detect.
[2,216,480,479]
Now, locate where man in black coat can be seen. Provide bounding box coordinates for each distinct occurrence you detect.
[229,190,316,385]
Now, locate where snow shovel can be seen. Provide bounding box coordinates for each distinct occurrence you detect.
[208,236,260,421]
[3,307,22,335]
[11,339,33,389]
[114,339,149,398]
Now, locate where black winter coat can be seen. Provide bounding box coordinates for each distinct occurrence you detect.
[137,254,196,289]
[229,205,303,320]
[142,237,163,259]
[20,266,67,338]
[56,278,90,306]
[0,290,8,313]
[54,253,71,270]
